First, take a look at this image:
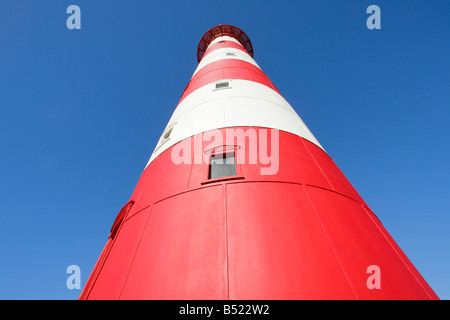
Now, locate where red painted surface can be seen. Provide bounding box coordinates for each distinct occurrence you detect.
[80,128,439,300]
[179,59,280,105]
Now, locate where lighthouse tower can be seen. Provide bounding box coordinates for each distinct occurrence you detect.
[80,25,438,300]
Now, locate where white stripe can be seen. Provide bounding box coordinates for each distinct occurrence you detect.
[145,79,324,168]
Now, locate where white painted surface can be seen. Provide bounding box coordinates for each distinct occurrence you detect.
[145,79,325,168]
[208,36,242,47]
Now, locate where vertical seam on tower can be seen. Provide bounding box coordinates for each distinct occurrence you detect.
[187,134,199,189]
[360,204,434,299]
[82,201,138,299]
[302,184,361,299]
[80,238,114,299]
[118,204,154,299]
[300,137,335,190]
[222,183,230,300]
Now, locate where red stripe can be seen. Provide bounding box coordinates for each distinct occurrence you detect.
[201,41,248,60]
[179,59,280,105]
[82,128,439,300]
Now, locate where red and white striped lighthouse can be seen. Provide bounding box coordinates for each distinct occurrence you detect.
[80,25,438,300]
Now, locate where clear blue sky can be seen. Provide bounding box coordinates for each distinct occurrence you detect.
[0,1,448,300]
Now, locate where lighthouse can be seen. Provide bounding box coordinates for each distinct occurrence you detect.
[79,25,438,300]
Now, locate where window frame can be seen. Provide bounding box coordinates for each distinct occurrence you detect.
[214,81,231,91]
[201,146,244,185]
[154,122,177,153]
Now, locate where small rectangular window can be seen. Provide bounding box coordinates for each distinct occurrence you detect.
[154,122,176,153]
[163,127,173,140]
[215,81,229,89]
[209,153,236,179]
